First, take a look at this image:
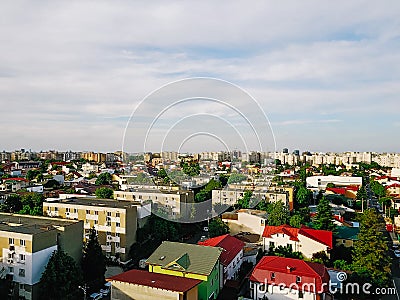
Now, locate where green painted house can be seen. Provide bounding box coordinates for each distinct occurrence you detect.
[147,241,223,300]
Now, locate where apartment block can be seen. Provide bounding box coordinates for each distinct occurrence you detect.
[0,213,83,300]
[43,197,138,261]
[114,189,194,219]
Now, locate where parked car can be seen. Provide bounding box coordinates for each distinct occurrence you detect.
[394,250,400,258]
[89,293,102,300]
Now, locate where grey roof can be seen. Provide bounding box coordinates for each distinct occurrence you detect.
[0,213,79,235]
[147,241,222,276]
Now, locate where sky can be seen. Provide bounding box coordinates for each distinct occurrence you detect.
[1,1,400,154]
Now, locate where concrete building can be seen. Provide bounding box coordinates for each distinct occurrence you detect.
[43,197,138,261]
[0,213,83,300]
[222,209,268,236]
[306,176,362,190]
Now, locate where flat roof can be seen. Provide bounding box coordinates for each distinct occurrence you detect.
[44,197,141,209]
[0,213,80,235]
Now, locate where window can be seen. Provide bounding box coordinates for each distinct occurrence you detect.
[269,242,275,249]
[19,254,25,261]
[74,208,78,213]
[19,268,25,277]
[66,207,70,212]
[54,207,58,212]
[116,212,120,217]
[94,211,99,215]
[106,231,111,236]
[107,211,111,216]
[86,209,90,214]
[270,272,275,280]
[296,276,301,283]
[115,242,120,248]
[9,238,14,245]
[94,220,98,225]
[8,267,13,273]
[115,233,120,237]
[106,242,111,246]
[107,221,111,226]
[116,222,120,227]
[20,239,25,246]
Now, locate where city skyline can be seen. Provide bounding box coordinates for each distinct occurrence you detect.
[1,1,399,152]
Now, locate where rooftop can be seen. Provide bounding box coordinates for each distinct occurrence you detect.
[147,241,222,276]
[198,234,245,266]
[108,269,201,293]
[44,197,140,209]
[0,213,80,235]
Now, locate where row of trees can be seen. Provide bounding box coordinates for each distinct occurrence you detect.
[0,193,44,215]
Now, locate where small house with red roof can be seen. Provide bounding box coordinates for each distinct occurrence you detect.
[198,234,245,283]
[262,225,332,258]
[386,183,400,197]
[107,269,201,300]
[249,256,331,300]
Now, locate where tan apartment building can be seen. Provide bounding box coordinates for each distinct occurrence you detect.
[43,197,138,261]
[0,213,83,300]
[114,189,194,219]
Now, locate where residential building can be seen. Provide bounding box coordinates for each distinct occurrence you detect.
[147,241,223,300]
[114,189,194,219]
[335,226,360,247]
[306,176,362,190]
[0,213,83,300]
[386,183,400,197]
[222,209,268,236]
[262,225,332,258]
[198,234,245,283]
[249,256,331,300]
[107,269,201,300]
[212,188,289,209]
[43,197,138,261]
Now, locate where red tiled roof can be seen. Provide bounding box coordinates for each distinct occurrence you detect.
[3,177,28,182]
[262,225,332,248]
[249,256,330,293]
[198,234,245,266]
[386,183,400,189]
[108,269,201,293]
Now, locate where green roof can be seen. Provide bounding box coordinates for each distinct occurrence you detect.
[335,226,360,240]
[147,241,223,276]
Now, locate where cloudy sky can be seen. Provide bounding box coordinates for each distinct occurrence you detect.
[1,1,399,153]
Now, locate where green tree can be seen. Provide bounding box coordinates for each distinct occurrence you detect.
[26,169,41,181]
[39,250,82,300]
[180,160,200,176]
[2,194,22,213]
[95,187,114,199]
[236,191,252,209]
[313,196,335,231]
[95,172,112,185]
[370,180,386,199]
[195,179,222,203]
[82,228,106,293]
[295,186,312,208]
[209,218,229,238]
[289,214,304,228]
[267,201,289,226]
[152,217,180,242]
[18,193,44,216]
[227,173,247,184]
[269,245,303,259]
[352,209,391,286]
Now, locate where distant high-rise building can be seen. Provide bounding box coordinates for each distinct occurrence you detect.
[283,148,289,154]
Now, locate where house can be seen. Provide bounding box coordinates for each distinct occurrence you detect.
[262,225,332,258]
[2,178,28,192]
[335,226,360,247]
[147,241,223,300]
[306,176,362,190]
[198,234,245,283]
[222,209,268,236]
[107,269,201,300]
[0,213,83,300]
[43,197,139,261]
[386,183,400,197]
[249,256,331,300]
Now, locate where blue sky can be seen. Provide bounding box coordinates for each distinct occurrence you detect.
[0,1,399,153]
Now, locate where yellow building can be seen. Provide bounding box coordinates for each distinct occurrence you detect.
[0,213,83,300]
[43,197,138,261]
[107,269,200,300]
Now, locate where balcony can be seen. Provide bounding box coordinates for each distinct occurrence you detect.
[86,214,98,221]
[115,247,125,254]
[101,245,112,252]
